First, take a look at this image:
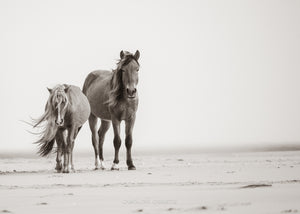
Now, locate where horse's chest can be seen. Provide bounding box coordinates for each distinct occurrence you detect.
[112,102,137,121]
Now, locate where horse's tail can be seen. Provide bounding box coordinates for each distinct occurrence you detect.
[33,116,58,157]
[36,137,56,157]
[82,72,98,95]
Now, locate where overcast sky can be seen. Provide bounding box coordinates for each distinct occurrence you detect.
[0,0,299,152]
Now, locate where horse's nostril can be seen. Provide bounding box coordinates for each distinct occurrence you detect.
[55,119,64,125]
[127,88,137,96]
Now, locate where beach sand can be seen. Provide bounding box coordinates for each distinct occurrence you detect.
[0,150,299,214]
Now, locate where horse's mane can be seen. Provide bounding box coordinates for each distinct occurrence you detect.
[32,84,69,156]
[106,54,139,107]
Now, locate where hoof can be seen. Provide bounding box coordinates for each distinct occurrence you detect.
[94,166,105,170]
[111,167,120,171]
[100,162,106,170]
[95,162,106,170]
[63,169,70,173]
[55,163,62,171]
[111,163,119,171]
[128,165,136,170]
[56,169,62,173]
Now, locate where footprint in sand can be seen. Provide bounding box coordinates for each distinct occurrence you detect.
[65,193,74,196]
[185,206,207,212]
[1,210,12,213]
[37,202,48,205]
[196,206,207,210]
[167,208,181,211]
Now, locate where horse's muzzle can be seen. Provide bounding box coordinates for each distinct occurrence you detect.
[55,119,64,126]
[127,88,137,99]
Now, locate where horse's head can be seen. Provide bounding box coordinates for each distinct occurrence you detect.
[119,50,140,99]
[47,85,70,126]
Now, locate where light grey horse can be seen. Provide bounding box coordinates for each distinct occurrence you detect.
[33,84,90,173]
[83,50,140,170]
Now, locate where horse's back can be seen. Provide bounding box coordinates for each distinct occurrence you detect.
[68,85,91,125]
[82,70,112,95]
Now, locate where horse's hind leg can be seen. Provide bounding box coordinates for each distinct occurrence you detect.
[97,120,111,169]
[88,114,101,169]
[69,126,82,172]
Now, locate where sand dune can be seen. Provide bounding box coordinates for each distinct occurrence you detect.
[0,151,299,214]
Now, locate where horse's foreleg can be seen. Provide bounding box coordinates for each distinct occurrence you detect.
[89,114,101,169]
[63,127,76,173]
[111,119,121,170]
[55,148,63,172]
[125,116,136,170]
[55,131,63,172]
[61,130,68,173]
[97,120,111,169]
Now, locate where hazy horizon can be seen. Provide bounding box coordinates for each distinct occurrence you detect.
[0,0,300,152]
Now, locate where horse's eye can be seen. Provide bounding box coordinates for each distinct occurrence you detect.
[137,68,139,72]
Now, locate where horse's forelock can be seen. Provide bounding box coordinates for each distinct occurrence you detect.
[117,54,139,69]
[49,85,69,110]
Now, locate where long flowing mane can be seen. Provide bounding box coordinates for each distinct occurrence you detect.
[106,54,139,107]
[33,84,69,156]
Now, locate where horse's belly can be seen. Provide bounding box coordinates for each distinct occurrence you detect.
[88,95,111,120]
[92,104,111,121]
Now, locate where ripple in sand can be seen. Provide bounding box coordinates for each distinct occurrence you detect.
[241,184,272,188]
[281,209,298,213]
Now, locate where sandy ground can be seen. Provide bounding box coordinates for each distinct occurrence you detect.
[0,150,299,214]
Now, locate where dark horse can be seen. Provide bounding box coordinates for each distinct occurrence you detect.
[33,84,90,173]
[83,50,140,170]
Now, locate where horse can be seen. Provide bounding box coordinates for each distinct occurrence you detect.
[82,50,140,170]
[33,84,90,173]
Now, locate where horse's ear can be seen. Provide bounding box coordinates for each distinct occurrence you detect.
[47,87,52,93]
[64,85,70,93]
[120,50,125,59]
[134,50,140,61]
